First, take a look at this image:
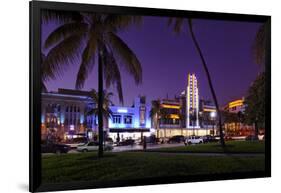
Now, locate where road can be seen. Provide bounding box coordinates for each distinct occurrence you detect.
[42,142,265,157]
[42,143,185,156]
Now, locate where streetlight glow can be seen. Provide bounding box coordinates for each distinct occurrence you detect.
[210,111,216,118]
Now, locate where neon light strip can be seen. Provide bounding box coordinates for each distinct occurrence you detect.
[169,114,180,119]
[203,108,216,112]
[161,104,180,109]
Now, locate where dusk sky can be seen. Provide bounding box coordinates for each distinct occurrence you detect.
[42,15,264,107]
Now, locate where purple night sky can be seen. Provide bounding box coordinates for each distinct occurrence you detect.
[41,15,264,107]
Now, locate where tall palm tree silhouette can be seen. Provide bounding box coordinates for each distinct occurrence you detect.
[43,12,143,157]
[168,18,225,147]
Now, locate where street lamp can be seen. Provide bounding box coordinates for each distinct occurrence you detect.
[210,111,216,136]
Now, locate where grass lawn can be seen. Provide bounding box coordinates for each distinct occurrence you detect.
[42,151,265,184]
[148,141,265,153]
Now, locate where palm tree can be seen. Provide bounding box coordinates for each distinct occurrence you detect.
[86,89,113,121]
[43,13,143,157]
[253,22,268,68]
[87,89,113,143]
[168,18,225,147]
[41,53,48,92]
[150,100,161,138]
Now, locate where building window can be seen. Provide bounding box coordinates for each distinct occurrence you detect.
[113,115,121,124]
[124,115,132,124]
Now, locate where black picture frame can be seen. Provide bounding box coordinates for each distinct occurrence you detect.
[30,1,271,192]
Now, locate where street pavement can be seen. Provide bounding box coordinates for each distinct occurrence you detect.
[42,143,185,156]
[42,142,264,157]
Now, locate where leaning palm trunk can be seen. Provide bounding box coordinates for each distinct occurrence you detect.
[98,47,104,157]
[188,20,225,147]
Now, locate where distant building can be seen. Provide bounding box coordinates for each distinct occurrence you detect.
[107,96,152,141]
[186,73,200,128]
[41,89,96,141]
[224,98,245,113]
[156,98,182,138]
[223,98,254,136]
[199,99,218,135]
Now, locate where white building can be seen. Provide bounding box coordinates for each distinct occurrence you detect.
[186,73,200,128]
[108,97,152,141]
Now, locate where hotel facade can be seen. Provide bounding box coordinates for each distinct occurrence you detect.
[151,73,216,138]
[223,98,255,136]
[107,96,152,141]
[41,89,96,141]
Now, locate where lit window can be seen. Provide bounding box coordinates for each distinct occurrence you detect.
[113,115,121,124]
[124,115,132,124]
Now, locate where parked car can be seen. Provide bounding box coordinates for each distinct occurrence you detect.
[77,141,113,152]
[138,135,159,145]
[116,139,135,146]
[185,136,203,145]
[105,137,114,145]
[224,136,233,141]
[159,137,169,144]
[66,137,89,148]
[245,135,259,141]
[202,135,219,143]
[168,135,185,143]
[41,142,71,154]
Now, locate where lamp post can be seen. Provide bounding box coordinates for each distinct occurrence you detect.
[210,111,216,136]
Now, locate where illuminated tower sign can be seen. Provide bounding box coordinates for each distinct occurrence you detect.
[186,73,200,128]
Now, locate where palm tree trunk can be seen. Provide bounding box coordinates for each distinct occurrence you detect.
[188,20,225,147]
[254,121,259,138]
[98,48,104,157]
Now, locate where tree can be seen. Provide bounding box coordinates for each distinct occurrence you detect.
[86,89,113,121]
[41,53,48,92]
[168,18,225,147]
[150,100,161,138]
[246,20,268,138]
[244,72,265,137]
[43,13,143,157]
[253,23,267,68]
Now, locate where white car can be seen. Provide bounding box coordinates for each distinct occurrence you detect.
[77,141,113,152]
[185,136,203,145]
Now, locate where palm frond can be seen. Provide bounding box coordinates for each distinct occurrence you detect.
[42,81,48,92]
[86,108,98,116]
[41,9,83,23]
[174,18,184,33]
[108,32,142,85]
[44,34,84,79]
[88,89,99,103]
[253,23,266,66]
[168,17,185,34]
[75,37,97,89]
[44,22,88,49]
[104,15,142,31]
[102,46,124,104]
[167,17,174,26]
